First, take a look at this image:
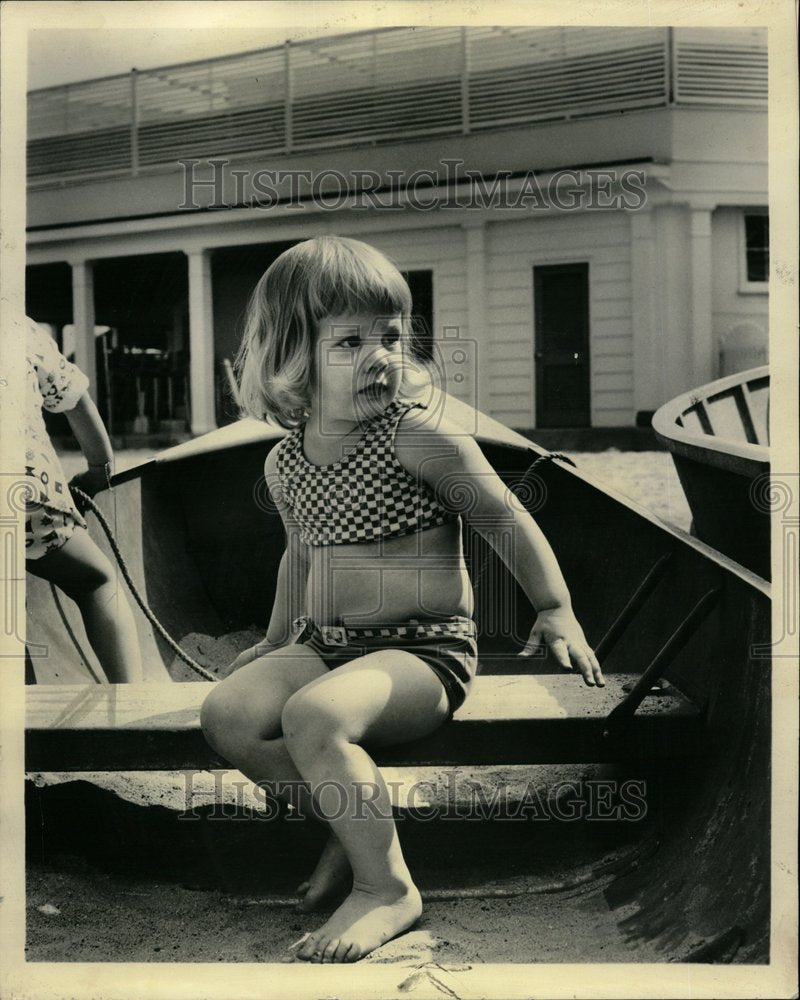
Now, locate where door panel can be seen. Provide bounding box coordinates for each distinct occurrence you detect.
[534,264,590,428]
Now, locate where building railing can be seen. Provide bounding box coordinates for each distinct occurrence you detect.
[27,26,767,187]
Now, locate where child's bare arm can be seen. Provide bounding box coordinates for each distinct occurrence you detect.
[404,419,603,686]
[264,539,310,646]
[64,392,115,495]
[228,544,309,671]
[228,446,310,671]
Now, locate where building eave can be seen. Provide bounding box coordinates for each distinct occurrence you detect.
[27,159,670,254]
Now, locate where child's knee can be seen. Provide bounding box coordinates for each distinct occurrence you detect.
[60,553,116,599]
[200,684,238,751]
[282,690,343,750]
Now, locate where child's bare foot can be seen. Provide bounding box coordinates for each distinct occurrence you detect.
[295,836,351,912]
[294,878,422,963]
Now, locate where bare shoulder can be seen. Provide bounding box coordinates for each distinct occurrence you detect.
[263,436,305,537]
[395,402,489,478]
[264,439,291,512]
[396,404,471,449]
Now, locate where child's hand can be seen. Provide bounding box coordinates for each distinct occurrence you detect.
[69,464,111,500]
[518,607,604,687]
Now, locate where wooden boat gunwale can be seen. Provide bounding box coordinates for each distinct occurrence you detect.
[651,365,770,475]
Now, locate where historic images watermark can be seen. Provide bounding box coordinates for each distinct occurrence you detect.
[751,472,798,658]
[178,157,647,213]
[1,475,47,658]
[178,769,649,824]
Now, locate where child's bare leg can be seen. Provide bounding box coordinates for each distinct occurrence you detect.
[217,728,350,910]
[295,835,351,912]
[201,647,349,908]
[28,528,145,682]
[281,651,450,963]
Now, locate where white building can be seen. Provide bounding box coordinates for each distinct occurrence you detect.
[26,26,768,437]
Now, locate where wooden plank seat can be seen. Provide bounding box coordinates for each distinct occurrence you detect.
[25,674,703,772]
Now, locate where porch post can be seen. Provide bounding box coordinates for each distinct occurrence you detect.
[186,248,217,436]
[71,260,97,401]
[630,211,661,419]
[689,207,714,385]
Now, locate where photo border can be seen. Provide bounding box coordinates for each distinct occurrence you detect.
[1,2,797,998]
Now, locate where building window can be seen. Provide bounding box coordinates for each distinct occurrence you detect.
[741,212,769,292]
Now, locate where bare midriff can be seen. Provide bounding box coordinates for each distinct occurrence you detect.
[305,519,473,626]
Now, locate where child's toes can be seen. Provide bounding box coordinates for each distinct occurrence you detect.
[321,937,345,963]
[296,934,321,961]
[343,941,362,963]
[312,937,332,963]
[331,938,356,963]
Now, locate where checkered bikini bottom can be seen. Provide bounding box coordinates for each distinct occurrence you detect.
[293,615,478,718]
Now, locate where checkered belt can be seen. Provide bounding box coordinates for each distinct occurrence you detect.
[293,616,476,648]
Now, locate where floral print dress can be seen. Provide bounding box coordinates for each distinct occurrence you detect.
[25,318,89,545]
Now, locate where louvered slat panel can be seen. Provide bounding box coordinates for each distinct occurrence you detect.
[290,85,461,123]
[289,27,461,98]
[471,67,667,110]
[137,49,285,122]
[29,77,131,139]
[674,27,767,105]
[292,80,462,143]
[469,98,664,134]
[469,43,665,88]
[289,33,378,96]
[373,26,462,81]
[288,78,460,120]
[27,25,767,186]
[291,123,464,153]
[289,26,462,144]
[27,129,132,176]
[467,26,665,71]
[676,27,767,46]
[470,53,666,103]
[136,104,283,138]
[137,108,285,165]
[470,46,667,125]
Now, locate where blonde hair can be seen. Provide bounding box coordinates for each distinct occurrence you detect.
[237,236,420,427]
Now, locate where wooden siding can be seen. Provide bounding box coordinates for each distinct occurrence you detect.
[486,214,634,427]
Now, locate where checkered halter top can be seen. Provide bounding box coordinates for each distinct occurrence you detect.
[275,399,457,546]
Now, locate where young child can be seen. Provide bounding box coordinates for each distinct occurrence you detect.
[200,237,603,963]
[24,317,143,683]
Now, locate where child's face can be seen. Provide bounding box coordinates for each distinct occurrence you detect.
[312,312,405,424]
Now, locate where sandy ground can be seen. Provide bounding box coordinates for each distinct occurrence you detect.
[26,853,653,966]
[27,763,664,966]
[24,445,689,969]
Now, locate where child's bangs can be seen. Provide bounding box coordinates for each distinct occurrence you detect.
[308,243,412,324]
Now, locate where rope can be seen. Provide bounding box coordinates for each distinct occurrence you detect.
[522,451,577,474]
[72,487,217,682]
